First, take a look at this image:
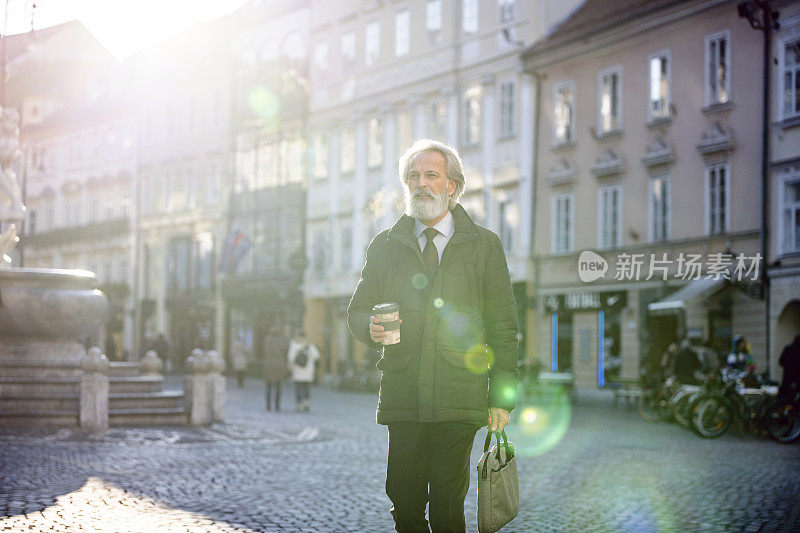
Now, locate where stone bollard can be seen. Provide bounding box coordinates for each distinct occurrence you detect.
[206,350,226,423]
[80,346,109,432]
[184,348,211,426]
[140,350,164,376]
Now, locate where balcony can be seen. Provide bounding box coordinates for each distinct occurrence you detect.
[25,218,130,248]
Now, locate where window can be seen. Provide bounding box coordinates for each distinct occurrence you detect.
[314,41,328,77]
[706,163,729,235]
[105,193,114,220]
[45,205,54,231]
[312,224,329,275]
[498,0,514,24]
[598,67,621,133]
[342,32,356,75]
[463,0,478,34]
[429,101,447,141]
[185,169,195,208]
[395,10,410,57]
[553,82,575,144]
[121,189,131,218]
[649,51,670,120]
[368,118,383,168]
[782,38,800,119]
[119,257,128,284]
[552,193,573,254]
[706,31,729,106]
[499,80,515,138]
[28,209,36,234]
[163,174,173,211]
[167,238,192,292]
[340,128,355,173]
[782,176,800,253]
[649,173,670,242]
[208,163,221,204]
[427,0,442,45]
[312,134,328,178]
[498,198,515,251]
[366,21,380,66]
[464,86,481,145]
[598,185,621,249]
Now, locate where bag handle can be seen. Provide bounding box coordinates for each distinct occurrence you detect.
[481,429,513,479]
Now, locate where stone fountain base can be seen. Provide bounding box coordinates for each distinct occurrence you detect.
[0,268,107,427]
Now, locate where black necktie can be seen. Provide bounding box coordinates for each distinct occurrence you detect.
[423,227,439,278]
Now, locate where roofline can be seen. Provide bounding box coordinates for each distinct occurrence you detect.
[523,0,727,69]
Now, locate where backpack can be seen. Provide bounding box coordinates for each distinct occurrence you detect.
[295,345,309,367]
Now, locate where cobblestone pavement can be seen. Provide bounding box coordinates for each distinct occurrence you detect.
[1,378,799,532]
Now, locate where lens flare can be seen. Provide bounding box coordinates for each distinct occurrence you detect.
[248,87,280,122]
[412,272,428,290]
[521,407,538,424]
[463,344,494,374]
[515,384,571,457]
[433,297,444,308]
[444,312,469,338]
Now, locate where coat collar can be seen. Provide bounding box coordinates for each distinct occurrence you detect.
[387,204,479,247]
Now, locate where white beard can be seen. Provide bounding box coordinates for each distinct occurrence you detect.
[407,187,449,221]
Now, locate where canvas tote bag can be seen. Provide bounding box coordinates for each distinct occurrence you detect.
[476,429,519,533]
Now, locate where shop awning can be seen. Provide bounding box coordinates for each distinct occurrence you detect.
[647,278,726,315]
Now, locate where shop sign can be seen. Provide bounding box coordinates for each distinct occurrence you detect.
[544,291,626,313]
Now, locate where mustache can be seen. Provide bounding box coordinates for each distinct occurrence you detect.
[411,189,437,199]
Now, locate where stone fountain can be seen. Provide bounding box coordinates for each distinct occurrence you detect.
[0,107,109,427]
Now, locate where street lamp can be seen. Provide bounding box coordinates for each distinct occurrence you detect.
[736,1,779,379]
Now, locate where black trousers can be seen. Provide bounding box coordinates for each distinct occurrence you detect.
[295,381,310,404]
[386,421,480,533]
[265,380,281,410]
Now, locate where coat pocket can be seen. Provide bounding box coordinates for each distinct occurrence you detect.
[436,345,489,411]
[376,347,412,410]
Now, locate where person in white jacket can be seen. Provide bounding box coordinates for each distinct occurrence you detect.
[287,330,320,412]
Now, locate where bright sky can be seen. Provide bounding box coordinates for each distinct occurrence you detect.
[3,0,251,61]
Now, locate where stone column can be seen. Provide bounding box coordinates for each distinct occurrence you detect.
[352,117,367,270]
[206,349,226,423]
[80,346,109,432]
[518,70,535,256]
[445,87,458,147]
[184,348,211,426]
[481,75,496,230]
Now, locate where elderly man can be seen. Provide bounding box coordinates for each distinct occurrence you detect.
[347,139,519,532]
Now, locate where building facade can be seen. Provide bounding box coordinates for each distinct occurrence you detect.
[769,0,800,381]
[523,0,773,388]
[304,0,581,373]
[223,1,310,373]
[131,21,233,369]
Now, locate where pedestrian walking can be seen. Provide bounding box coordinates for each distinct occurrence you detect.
[231,336,249,388]
[347,139,519,532]
[263,326,289,411]
[287,330,320,412]
[153,333,171,372]
[778,335,800,398]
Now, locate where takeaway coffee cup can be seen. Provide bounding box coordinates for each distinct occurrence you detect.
[373,302,400,345]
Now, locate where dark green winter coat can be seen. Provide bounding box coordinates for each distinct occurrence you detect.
[347,204,519,426]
